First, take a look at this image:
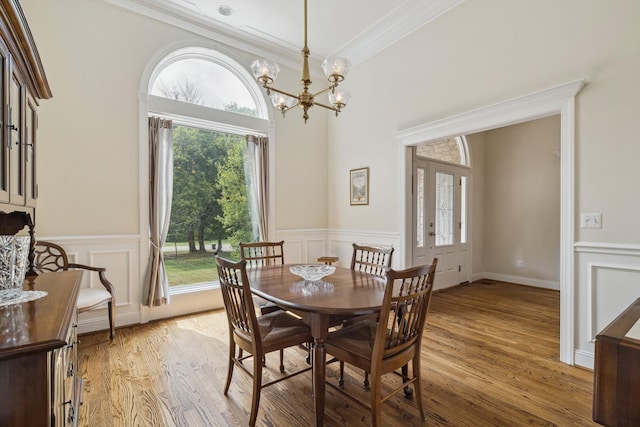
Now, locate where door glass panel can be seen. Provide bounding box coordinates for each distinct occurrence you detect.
[25,103,35,201]
[9,74,22,198]
[435,171,454,246]
[416,167,425,248]
[0,51,5,194]
[460,175,467,244]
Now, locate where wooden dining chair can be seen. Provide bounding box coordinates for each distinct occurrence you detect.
[325,259,438,427]
[240,240,285,268]
[240,240,285,315]
[351,243,394,277]
[34,241,116,339]
[216,256,312,427]
[344,243,395,388]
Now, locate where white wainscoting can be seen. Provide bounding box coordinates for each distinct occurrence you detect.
[44,232,639,372]
[43,229,400,335]
[275,228,401,268]
[275,229,331,265]
[38,235,141,336]
[574,242,640,369]
[327,229,401,269]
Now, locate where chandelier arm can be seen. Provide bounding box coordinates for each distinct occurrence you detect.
[312,86,335,98]
[314,101,339,113]
[265,86,301,101]
[282,103,300,114]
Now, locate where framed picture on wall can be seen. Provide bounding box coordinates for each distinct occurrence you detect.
[350,167,369,205]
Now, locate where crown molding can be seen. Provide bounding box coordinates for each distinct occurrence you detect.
[103,0,303,70]
[104,0,465,69]
[333,0,466,65]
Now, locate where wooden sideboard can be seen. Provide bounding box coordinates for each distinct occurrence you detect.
[593,298,640,426]
[0,271,83,426]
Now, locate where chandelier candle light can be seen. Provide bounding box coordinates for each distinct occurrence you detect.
[250,0,351,123]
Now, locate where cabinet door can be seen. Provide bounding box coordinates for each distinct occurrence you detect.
[8,63,25,205]
[0,40,8,203]
[25,96,37,206]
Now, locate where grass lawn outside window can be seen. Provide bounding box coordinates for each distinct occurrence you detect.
[163,243,235,286]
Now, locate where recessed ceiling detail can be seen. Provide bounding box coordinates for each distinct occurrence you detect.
[104,0,465,66]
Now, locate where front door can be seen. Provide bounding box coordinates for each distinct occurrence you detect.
[413,157,470,289]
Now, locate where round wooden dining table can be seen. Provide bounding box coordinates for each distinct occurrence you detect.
[246,264,387,427]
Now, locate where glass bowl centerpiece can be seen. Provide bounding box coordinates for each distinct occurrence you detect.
[289,264,335,281]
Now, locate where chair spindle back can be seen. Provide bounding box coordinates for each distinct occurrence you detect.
[350,243,394,277]
[376,260,437,360]
[240,241,285,269]
[216,257,258,342]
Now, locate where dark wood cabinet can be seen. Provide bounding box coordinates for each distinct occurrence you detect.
[593,298,640,426]
[0,0,51,217]
[0,271,83,426]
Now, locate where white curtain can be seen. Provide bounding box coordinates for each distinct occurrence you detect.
[144,116,173,306]
[246,135,269,241]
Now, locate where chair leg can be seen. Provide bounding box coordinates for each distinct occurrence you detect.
[279,349,285,373]
[412,357,426,420]
[402,364,413,398]
[249,353,263,427]
[363,371,370,390]
[339,361,345,388]
[108,300,115,340]
[224,342,236,395]
[370,374,382,427]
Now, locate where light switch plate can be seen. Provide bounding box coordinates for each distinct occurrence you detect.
[581,213,602,229]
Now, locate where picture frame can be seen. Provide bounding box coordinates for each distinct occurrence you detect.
[350,167,369,206]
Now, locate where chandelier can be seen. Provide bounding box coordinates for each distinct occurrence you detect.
[250,0,351,123]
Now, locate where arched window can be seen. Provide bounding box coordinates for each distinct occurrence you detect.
[145,47,271,289]
[416,136,470,166]
[151,56,259,117]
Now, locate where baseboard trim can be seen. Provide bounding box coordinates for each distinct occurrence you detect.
[574,349,594,370]
[472,272,560,291]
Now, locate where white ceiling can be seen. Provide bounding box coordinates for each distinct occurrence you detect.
[107,0,465,66]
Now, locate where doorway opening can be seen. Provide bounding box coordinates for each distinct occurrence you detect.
[394,79,585,364]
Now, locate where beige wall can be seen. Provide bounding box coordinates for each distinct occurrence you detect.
[480,116,561,284]
[468,133,485,275]
[22,0,330,238]
[327,0,640,245]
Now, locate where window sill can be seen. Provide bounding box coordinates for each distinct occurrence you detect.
[169,281,220,296]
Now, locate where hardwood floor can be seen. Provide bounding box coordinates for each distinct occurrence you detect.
[77,281,597,426]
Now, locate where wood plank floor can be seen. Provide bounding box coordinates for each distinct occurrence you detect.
[77,281,598,426]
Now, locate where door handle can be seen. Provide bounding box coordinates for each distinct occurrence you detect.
[428,232,435,236]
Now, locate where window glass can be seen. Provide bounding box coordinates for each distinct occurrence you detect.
[151,58,258,117]
[416,167,425,248]
[460,176,467,244]
[416,137,461,164]
[164,125,257,287]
